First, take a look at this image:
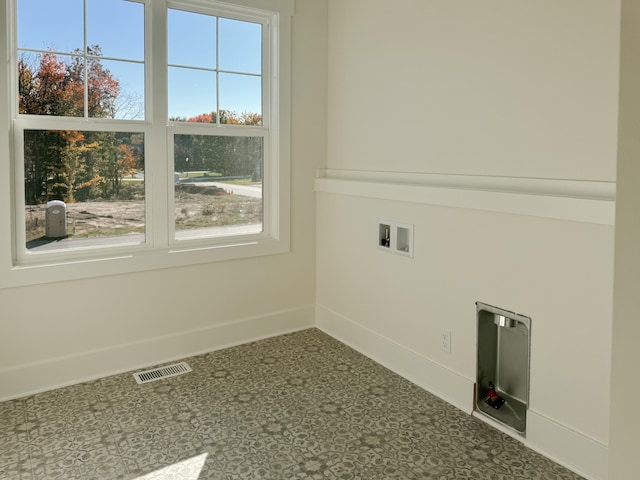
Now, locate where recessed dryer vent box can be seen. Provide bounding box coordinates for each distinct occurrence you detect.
[377,219,413,258]
[476,302,531,436]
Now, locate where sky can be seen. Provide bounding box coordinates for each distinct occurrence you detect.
[17,0,263,120]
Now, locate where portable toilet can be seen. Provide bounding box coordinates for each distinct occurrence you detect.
[45,200,66,238]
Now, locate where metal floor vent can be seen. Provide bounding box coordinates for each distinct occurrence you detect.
[133,361,192,385]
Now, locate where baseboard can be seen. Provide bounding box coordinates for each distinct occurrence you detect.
[526,410,609,480]
[317,303,609,480]
[0,305,315,401]
[316,304,475,413]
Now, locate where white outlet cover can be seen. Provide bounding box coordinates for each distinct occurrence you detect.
[440,329,451,353]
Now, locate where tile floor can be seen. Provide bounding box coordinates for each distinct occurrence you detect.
[0,328,584,479]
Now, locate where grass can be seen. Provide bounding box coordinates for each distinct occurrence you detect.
[181,171,221,179]
[215,178,258,186]
[179,172,257,184]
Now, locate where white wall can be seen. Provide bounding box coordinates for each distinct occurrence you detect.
[327,0,619,181]
[609,1,640,478]
[0,0,327,399]
[318,1,619,478]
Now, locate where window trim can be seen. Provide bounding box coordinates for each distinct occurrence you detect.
[0,0,292,289]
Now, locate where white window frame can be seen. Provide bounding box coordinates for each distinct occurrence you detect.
[0,0,292,289]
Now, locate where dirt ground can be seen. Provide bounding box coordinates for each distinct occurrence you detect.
[25,191,262,243]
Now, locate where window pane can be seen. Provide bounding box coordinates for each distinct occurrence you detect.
[24,130,145,251]
[87,0,144,61]
[219,18,262,74]
[169,67,216,121]
[174,135,263,239]
[219,73,262,124]
[168,9,216,69]
[18,52,84,117]
[18,50,138,119]
[85,56,139,119]
[95,60,145,120]
[18,0,145,120]
[18,0,83,53]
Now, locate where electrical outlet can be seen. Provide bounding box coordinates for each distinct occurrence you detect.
[440,329,451,354]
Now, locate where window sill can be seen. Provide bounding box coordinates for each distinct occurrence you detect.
[2,235,289,289]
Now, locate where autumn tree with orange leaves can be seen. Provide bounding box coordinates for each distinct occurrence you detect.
[50,130,98,203]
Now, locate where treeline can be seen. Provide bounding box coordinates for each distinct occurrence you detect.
[174,132,262,181]
[172,110,263,181]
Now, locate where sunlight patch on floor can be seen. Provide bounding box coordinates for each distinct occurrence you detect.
[135,453,208,480]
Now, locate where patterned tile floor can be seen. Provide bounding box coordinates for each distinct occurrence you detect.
[0,329,584,480]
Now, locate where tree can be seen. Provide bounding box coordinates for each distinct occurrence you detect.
[239,112,262,126]
[85,46,120,118]
[51,130,98,203]
[186,113,213,124]
[19,52,76,116]
[118,145,138,179]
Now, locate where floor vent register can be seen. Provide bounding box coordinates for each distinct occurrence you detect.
[133,361,192,385]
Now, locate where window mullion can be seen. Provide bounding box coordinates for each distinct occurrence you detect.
[215,15,220,126]
[149,0,170,248]
[83,0,89,118]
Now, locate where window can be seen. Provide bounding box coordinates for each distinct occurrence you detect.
[3,0,292,285]
[166,6,266,242]
[16,0,147,254]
